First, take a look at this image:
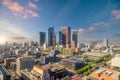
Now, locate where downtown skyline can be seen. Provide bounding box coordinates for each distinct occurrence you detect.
[0,0,120,43]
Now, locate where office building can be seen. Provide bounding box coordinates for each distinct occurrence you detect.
[103,38,108,48]
[53,34,56,46]
[48,27,54,46]
[62,27,71,46]
[43,63,68,80]
[62,48,74,56]
[72,30,78,48]
[61,56,85,72]
[0,66,11,80]
[4,58,16,68]
[59,31,62,45]
[40,54,56,64]
[16,56,34,72]
[39,32,46,46]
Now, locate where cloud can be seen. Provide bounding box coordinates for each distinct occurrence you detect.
[29,2,37,9]
[2,0,39,18]
[109,33,120,38]
[93,22,110,27]
[0,18,30,38]
[112,10,120,20]
[10,36,26,41]
[79,27,102,35]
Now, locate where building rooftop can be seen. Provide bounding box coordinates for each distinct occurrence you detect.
[90,68,120,80]
[63,56,83,63]
[33,65,46,71]
[42,63,64,72]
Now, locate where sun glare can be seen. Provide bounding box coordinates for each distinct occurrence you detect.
[0,37,6,45]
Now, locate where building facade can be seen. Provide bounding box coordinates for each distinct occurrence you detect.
[59,31,62,45]
[48,27,54,46]
[62,27,71,46]
[39,32,46,46]
[0,66,11,80]
[16,56,34,72]
[103,38,108,48]
[72,30,78,48]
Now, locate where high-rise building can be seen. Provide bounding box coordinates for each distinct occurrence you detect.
[59,31,62,45]
[48,27,54,46]
[53,34,56,46]
[72,30,78,47]
[62,27,71,46]
[103,38,108,48]
[39,32,46,46]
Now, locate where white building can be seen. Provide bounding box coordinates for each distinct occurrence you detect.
[31,65,50,80]
[111,54,120,67]
[103,38,108,48]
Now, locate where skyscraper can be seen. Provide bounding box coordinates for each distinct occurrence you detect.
[72,30,78,47]
[39,32,46,46]
[59,31,62,45]
[103,38,108,48]
[62,27,71,46]
[48,27,54,46]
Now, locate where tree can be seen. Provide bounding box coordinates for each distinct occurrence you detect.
[35,60,39,65]
[83,71,89,76]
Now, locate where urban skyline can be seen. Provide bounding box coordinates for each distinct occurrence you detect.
[0,0,120,80]
[0,0,120,44]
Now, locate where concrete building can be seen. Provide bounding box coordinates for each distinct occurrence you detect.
[90,68,120,80]
[0,66,11,80]
[59,31,62,45]
[16,56,34,72]
[62,27,71,46]
[72,30,78,48]
[31,65,50,80]
[40,52,57,64]
[111,54,120,67]
[43,63,68,80]
[103,38,108,48]
[4,58,16,68]
[61,56,85,72]
[62,48,74,56]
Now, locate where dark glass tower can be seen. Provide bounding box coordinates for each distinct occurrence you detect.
[48,27,54,46]
[39,32,46,46]
[59,31,62,45]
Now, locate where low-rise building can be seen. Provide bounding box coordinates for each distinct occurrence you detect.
[89,68,120,80]
[111,54,120,67]
[61,56,85,72]
[43,63,68,80]
[16,56,34,73]
[4,57,16,68]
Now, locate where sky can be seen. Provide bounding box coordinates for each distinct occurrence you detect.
[0,0,120,43]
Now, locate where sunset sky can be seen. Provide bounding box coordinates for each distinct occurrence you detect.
[0,0,120,43]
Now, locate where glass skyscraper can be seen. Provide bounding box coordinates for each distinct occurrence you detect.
[39,32,46,46]
[48,27,54,46]
[59,31,62,45]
